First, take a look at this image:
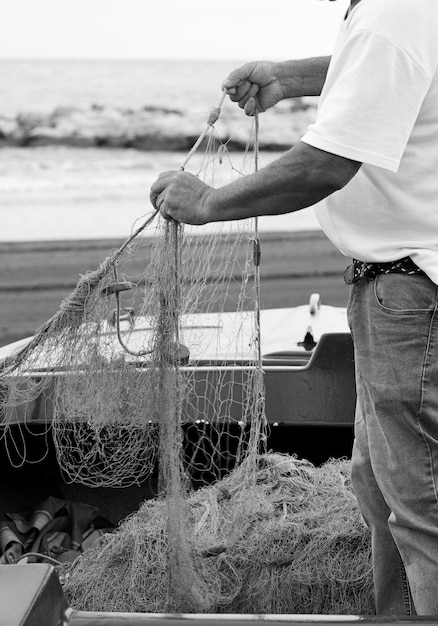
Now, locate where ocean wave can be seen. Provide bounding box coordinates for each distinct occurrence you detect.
[0,101,316,151]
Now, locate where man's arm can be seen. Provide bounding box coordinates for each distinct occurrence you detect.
[206,141,360,221]
[222,58,331,115]
[150,142,361,225]
[274,57,331,97]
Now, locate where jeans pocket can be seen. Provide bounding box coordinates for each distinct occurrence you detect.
[374,273,437,314]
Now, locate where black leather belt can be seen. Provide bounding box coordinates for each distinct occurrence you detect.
[344,256,425,285]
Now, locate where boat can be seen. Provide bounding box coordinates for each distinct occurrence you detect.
[0,295,361,625]
[0,293,355,430]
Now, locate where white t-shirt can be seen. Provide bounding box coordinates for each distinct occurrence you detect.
[301,0,438,283]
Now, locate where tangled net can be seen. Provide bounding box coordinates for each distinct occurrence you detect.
[63,454,374,615]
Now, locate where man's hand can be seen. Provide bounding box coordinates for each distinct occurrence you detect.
[150,171,215,225]
[222,61,285,116]
[223,58,331,113]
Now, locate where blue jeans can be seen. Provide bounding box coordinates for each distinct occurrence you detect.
[348,272,438,615]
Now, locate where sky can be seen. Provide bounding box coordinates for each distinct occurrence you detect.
[1,0,349,60]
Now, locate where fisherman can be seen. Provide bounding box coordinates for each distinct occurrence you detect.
[150,0,438,614]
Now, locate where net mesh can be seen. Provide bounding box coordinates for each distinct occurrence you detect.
[62,455,374,614]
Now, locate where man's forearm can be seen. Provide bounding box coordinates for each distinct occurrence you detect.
[275,57,331,98]
[150,135,360,226]
[206,141,360,222]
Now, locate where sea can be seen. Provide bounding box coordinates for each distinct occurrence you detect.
[0,59,320,242]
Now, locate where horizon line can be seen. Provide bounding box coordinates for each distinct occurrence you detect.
[0,55,311,63]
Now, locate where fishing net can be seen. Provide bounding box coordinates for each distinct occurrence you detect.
[0,94,274,611]
[62,454,374,615]
[0,94,372,615]
[0,93,266,490]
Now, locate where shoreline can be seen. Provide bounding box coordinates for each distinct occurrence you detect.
[0,101,315,151]
[0,146,321,243]
[0,231,350,348]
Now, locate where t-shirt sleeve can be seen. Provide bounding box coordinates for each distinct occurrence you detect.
[301,28,433,172]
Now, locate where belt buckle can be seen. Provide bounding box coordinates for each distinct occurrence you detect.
[344,260,374,285]
[344,264,357,285]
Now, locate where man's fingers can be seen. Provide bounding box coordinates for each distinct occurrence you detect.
[226,81,260,115]
[151,189,173,220]
[226,79,251,103]
[150,171,177,208]
[150,184,164,209]
[150,171,172,194]
[244,97,257,116]
[222,64,254,92]
[238,84,260,115]
[159,200,172,221]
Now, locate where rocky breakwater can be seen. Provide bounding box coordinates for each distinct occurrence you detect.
[0,100,317,151]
